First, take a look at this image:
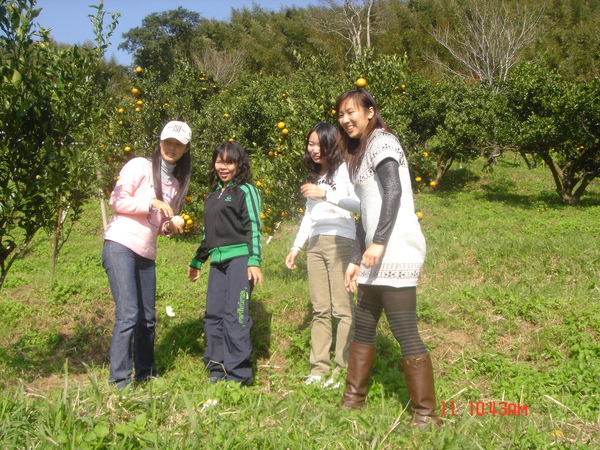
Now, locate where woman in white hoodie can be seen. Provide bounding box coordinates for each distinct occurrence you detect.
[286,122,359,388]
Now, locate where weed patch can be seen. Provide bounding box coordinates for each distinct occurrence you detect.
[0,155,598,446]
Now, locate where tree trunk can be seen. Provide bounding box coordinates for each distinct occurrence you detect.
[518,151,533,169]
[0,235,36,292]
[97,170,108,229]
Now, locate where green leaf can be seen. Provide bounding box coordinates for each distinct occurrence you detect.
[11,69,21,89]
[94,424,110,438]
[114,423,132,435]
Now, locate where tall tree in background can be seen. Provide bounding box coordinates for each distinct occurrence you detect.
[429,1,542,85]
[311,0,379,58]
[119,7,201,78]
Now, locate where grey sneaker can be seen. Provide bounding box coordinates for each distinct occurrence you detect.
[304,374,322,386]
[322,378,342,390]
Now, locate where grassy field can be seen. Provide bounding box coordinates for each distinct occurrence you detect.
[1,154,599,448]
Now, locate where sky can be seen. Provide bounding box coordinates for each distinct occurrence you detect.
[35,0,319,66]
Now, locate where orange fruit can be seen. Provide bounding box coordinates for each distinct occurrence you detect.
[277,122,286,129]
[135,67,143,73]
[131,88,139,97]
[430,181,437,187]
[124,146,131,152]
[282,128,289,135]
[415,177,422,182]
[416,211,424,220]
[356,78,367,87]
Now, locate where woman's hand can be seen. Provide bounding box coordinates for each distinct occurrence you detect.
[151,198,174,218]
[345,263,360,293]
[248,266,263,286]
[300,183,325,200]
[285,249,299,269]
[170,215,185,233]
[362,243,385,267]
[163,218,184,235]
[188,267,201,282]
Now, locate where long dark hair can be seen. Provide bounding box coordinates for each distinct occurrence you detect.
[151,142,191,215]
[335,89,392,180]
[208,141,252,189]
[303,122,344,184]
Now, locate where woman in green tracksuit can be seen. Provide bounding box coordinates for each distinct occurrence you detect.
[188,141,262,386]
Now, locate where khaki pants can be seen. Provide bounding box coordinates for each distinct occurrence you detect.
[307,235,355,377]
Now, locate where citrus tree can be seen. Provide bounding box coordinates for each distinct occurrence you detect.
[0,0,117,289]
[345,52,499,190]
[95,60,223,234]
[185,53,346,236]
[499,63,600,205]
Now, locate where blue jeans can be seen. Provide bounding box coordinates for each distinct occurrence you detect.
[102,240,158,387]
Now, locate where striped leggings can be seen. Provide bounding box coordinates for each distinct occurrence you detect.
[353,284,427,357]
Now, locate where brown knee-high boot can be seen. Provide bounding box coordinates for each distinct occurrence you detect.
[401,353,441,430]
[341,342,376,410]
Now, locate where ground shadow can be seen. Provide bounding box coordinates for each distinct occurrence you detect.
[370,333,408,403]
[434,167,481,191]
[155,316,204,374]
[155,297,272,377]
[250,298,273,361]
[434,163,600,209]
[0,317,111,382]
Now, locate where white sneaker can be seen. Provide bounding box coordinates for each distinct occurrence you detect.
[322,378,342,390]
[304,374,322,386]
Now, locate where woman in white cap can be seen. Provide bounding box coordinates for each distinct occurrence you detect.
[102,120,192,390]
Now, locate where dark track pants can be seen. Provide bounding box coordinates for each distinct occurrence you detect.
[203,256,253,384]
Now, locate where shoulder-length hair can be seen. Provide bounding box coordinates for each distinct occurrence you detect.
[335,89,392,180]
[208,141,252,189]
[303,122,343,184]
[150,142,191,215]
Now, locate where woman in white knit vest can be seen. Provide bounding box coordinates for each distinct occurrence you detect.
[335,89,440,430]
[286,122,360,389]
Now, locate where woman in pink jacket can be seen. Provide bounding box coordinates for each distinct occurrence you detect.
[102,121,192,390]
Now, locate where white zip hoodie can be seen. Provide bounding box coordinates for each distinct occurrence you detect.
[292,163,360,250]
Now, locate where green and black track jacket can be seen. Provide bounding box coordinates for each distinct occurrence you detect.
[190,181,262,269]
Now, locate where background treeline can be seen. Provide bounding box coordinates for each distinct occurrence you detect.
[116,0,600,83]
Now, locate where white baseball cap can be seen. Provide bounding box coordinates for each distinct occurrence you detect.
[160,121,192,145]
